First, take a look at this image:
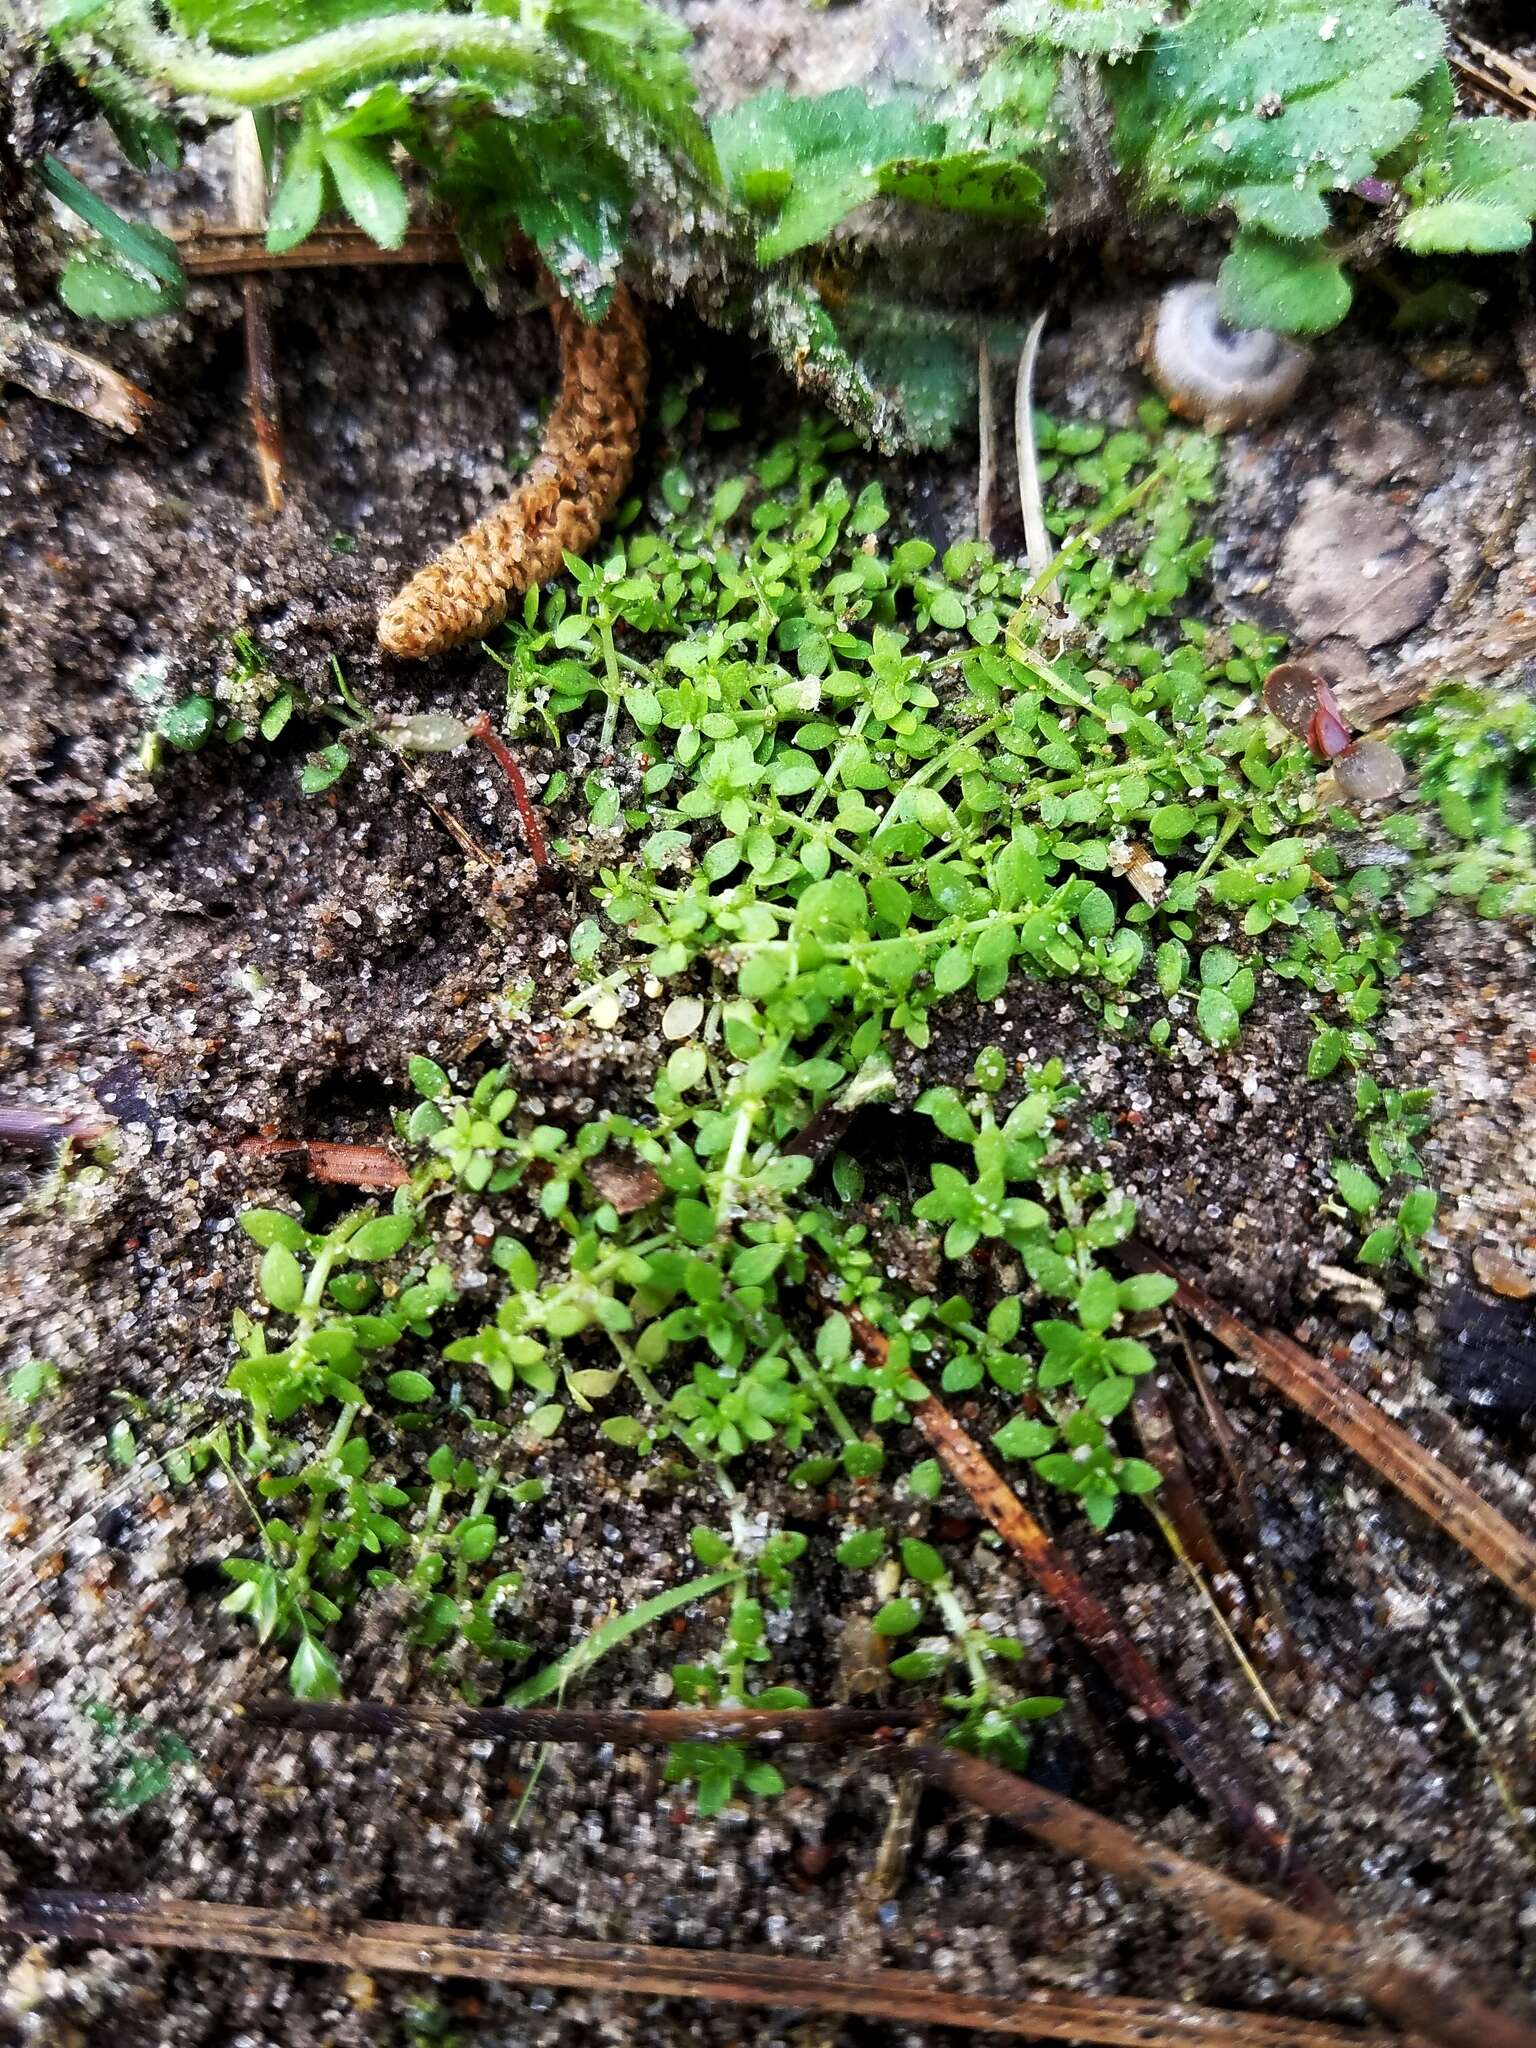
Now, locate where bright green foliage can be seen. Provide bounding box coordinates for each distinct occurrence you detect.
[1356,1185,1437,1278]
[715,90,942,260]
[664,1739,786,1817]
[36,152,187,321]
[1372,685,1536,922]
[46,0,717,320]
[1001,0,1166,59]
[714,83,1046,262]
[185,395,1494,1766]
[1330,1072,1438,1277]
[498,409,1368,1062]
[999,0,1536,336]
[1401,119,1536,254]
[1108,0,1443,238]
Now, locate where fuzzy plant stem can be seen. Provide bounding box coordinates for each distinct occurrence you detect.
[71,1,552,110]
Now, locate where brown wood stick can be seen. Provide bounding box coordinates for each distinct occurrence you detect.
[909,1383,1330,1910]
[232,1136,408,1188]
[231,117,284,514]
[912,1747,1536,2048]
[0,1104,112,1152]
[837,1297,1331,1912]
[1127,1252,1536,1613]
[239,1698,935,1745]
[1133,1373,1238,1596]
[175,225,463,274]
[0,1891,1394,2048]
[0,318,154,434]
[1175,1319,1307,1689]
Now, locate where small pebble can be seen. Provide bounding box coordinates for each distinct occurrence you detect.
[1472,1245,1534,1301]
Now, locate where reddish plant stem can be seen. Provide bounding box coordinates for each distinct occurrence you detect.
[911,1746,1536,2048]
[1127,1249,1536,1613]
[834,1299,1333,1913]
[468,713,549,867]
[233,1137,407,1189]
[0,1891,1392,2048]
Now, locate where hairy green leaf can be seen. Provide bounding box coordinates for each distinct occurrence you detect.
[714,89,941,260]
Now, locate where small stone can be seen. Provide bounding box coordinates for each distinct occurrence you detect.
[1330,408,1433,487]
[1472,1245,1534,1301]
[584,1152,664,1216]
[1279,482,1443,651]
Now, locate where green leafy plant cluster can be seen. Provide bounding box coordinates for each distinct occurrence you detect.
[1003,0,1536,334]
[1330,1074,1437,1277]
[84,1701,197,1813]
[44,0,716,320]
[502,403,1404,1059]
[171,395,1516,1799]
[717,0,1536,350]
[135,632,365,793]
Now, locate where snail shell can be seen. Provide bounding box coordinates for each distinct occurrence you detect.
[1143,282,1311,430]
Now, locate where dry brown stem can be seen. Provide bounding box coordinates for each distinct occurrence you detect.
[174,225,462,274]
[231,116,284,514]
[377,274,647,659]
[837,1299,1331,1910]
[0,1105,112,1151]
[0,1891,1398,2048]
[914,1746,1536,2048]
[1131,1253,1536,1612]
[1449,34,1536,118]
[233,1137,407,1189]
[0,318,153,433]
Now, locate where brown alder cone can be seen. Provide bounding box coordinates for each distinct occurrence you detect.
[377,273,648,659]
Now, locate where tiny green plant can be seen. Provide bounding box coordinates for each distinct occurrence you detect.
[135,635,372,795]
[84,1702,197,1813]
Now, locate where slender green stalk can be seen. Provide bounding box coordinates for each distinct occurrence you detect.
[73,0,551,110]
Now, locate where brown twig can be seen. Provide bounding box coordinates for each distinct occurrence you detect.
[836,1299,1333,1911]
[393,751,505,871]
[1133,1373,1237,1595]
[231,116,284,514]
[1129,1251,1536,1613]
[1449,35,1536,119]
[912,1746,1536,2048]
[0,1105,112,1152]
[233,1137,407,1189]
[0,316,154,434]
[1175,1317,1306,1688]
[0,1891,1396,2048]
[239,1698,934,1746]
[467,713,549,867]
[174,224,463,275]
